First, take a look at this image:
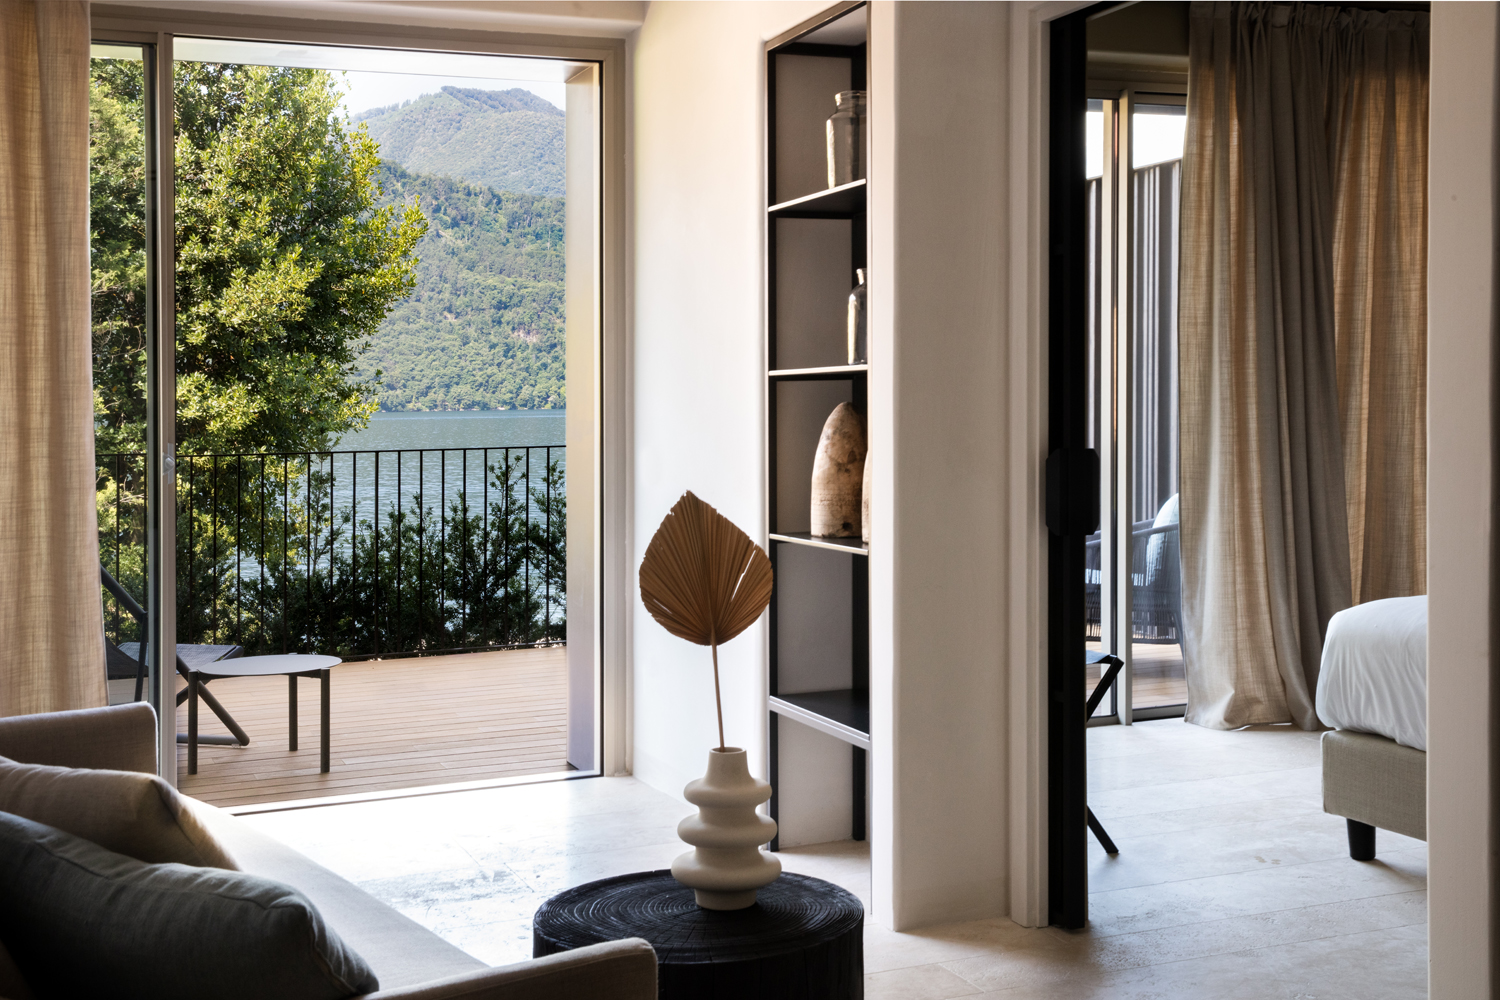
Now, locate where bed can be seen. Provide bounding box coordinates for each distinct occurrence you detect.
[1315,595,1427,861]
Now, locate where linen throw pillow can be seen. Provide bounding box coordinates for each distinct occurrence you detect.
[0,755,236,869]
[0,811,379,1000]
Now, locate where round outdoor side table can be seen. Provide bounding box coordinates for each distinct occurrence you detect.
[533,870,864,999]
[184,653,341,776]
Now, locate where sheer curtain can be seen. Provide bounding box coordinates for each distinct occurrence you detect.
[1178,2,1428,730]
[0,0,106,716]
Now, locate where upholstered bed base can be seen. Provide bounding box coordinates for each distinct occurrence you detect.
[1321,729,1426,860]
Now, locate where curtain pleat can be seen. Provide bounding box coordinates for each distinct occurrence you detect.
[1180,2,1428,730]
[1329,14,1429,603]
[0,0,106,716]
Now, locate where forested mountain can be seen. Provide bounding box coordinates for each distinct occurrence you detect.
[358,163,566,411]
[355,87,565,197]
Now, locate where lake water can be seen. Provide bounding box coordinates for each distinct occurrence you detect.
[320,410,567,533]
[338,409,566,451]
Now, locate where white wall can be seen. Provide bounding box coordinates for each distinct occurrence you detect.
[633,0,1014,931]
[1427,3,1499,996]
[630,0,828,799]
[868,0,1011,930]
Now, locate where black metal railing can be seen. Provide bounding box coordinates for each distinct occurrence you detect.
[96,445,565,661]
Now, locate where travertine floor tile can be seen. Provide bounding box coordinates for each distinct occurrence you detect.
[240,719,1426,998]
[866,963,985,1000]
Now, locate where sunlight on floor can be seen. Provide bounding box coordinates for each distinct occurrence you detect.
[242,719,1426,998]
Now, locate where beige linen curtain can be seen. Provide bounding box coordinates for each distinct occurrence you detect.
[0,0,107,716]
[1331,13,1428,602]
[1179,3,1428,730]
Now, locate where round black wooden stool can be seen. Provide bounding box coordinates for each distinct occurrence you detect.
[532,870,864,999]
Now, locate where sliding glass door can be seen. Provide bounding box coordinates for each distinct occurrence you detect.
[1085,92,1186,723]
[89,24,607,799]
[90,40,174,776]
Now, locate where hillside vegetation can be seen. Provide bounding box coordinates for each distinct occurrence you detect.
[355,87,565,198]
[357,163,566,411]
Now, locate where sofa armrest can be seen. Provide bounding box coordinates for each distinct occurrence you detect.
[361,939,656,1000]
[0,703,157,774]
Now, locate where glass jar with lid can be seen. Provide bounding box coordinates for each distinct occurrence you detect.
[826,90,867,188]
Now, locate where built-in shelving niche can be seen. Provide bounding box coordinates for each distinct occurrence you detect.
[765,0,870,852]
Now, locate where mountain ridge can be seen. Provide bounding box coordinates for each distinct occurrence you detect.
[355,86,565,197]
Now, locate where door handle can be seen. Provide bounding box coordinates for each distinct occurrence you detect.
[1045,447,1099,536]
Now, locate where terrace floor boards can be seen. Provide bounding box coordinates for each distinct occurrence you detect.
[174,646,571,807]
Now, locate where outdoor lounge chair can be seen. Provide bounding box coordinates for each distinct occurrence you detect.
[1084,494,1182,644]
[100,565,250,748]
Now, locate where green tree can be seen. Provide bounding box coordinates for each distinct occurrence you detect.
[90,60,427,458]
[172,62,427,454]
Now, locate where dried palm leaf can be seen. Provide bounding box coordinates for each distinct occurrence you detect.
[640,492,773,749]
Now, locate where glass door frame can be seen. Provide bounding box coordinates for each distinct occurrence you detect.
[1090,85,1188,727]
[90,28,179,780]
[1094,88,1135,725]
[90,13,626,790]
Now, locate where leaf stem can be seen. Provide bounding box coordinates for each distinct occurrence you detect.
[711,641,726,751]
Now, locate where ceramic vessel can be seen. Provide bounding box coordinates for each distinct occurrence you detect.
[671,747,781,909]
[861,447,872,544]
[826,90,868,188]
[847,268,868,365]
[811,402,866,537]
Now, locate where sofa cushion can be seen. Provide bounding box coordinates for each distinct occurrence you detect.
[0,703,157,774]
[0,811,379,1000]
[0,755,236,869]
[192,804,489,991]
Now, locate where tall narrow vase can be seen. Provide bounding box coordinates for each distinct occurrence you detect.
[847,268,868,365]
[671,747,781,910]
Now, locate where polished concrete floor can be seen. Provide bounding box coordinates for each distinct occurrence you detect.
[241,718,1426,998]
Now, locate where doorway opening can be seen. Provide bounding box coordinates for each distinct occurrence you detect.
[1048,11,1429,989]
[90,34,605,808]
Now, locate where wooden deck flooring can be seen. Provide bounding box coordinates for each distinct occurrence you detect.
[174,647,570,808]
[1086,641,1187,710]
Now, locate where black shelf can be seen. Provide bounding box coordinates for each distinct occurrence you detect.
[769,179,866,219]
[769,364,868,381]
[767,2,870,849]
[771,532,869,556]
[769,690,870,749]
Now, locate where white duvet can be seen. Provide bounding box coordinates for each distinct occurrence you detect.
[1315,595,1427,751]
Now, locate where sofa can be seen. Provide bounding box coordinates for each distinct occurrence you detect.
[0,703,656,1000]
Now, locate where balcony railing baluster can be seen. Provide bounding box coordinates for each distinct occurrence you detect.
[96,444,565,662]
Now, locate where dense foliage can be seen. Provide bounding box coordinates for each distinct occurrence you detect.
[355,87,565,197]
[358,164,567,411]
[180,457,566,658]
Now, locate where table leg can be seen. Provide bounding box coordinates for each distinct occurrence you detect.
[188,672,199,776]
[320,668,330,773]
[289,674,298,751]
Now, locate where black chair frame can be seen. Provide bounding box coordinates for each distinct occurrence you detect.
[100,566,250,748]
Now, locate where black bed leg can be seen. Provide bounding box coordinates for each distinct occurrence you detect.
[1347,819,1376,861]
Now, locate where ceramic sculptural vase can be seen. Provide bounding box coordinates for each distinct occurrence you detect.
[826,89,868,188]
[637,492,780,910]
[671,747,781,909]
[862,447,871,544]
[811,402,867,537]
